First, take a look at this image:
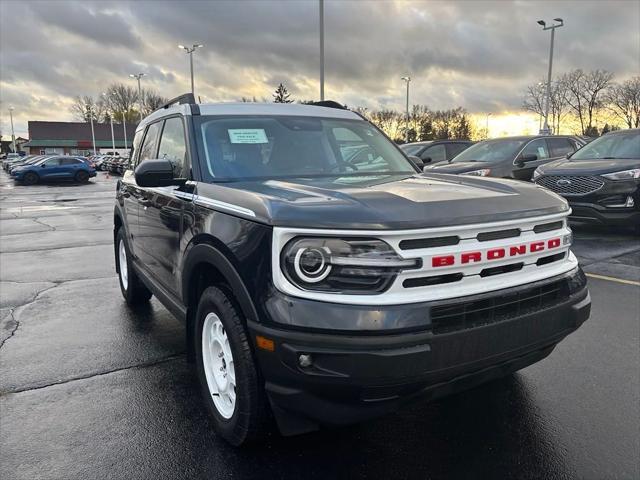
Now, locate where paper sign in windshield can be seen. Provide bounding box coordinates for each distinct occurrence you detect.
[228,129,268,144]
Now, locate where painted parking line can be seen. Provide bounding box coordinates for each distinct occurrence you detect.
[585,273,640,287]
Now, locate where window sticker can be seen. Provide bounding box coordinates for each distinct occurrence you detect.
[537,147,546,157]
[228,129,268,144]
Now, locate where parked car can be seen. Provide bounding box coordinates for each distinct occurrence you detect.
[425,135,585,181]
[3,154,33,171]
[114,94,589,445]
[7,155,49,173]
[534,128,640,230]
[400,140,473,166]
[11,155,96,185]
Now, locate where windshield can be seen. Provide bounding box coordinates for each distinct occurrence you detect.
[451,139,528,164]
[197,115,416,181]
[571,131,639,160]
[401,143,430,155]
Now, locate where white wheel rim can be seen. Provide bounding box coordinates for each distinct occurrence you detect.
[202,313,236,419]
[119,239,128,290]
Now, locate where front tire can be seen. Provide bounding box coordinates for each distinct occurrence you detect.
[23,172,38,185]
[115,228,152,305]
[195,286,270,445]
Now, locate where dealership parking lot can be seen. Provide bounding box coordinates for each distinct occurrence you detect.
[1,172,638,479]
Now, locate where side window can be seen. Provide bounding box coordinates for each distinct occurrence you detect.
[131,130,145,167]
[138,122,162,163]
[520,139,549,160]
[547,138,576,157]
[61,158,81,165]
[446,143,470,159]
[422,144,446,162]
[157,117,187,178]
[43,157,61,166]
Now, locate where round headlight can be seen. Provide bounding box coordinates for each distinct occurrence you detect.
[294,246,331,283]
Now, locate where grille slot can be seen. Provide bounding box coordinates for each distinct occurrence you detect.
[430,279,570,334]
[477,228,521,242]
[399,236,460,250]
[403,273,463,288]
[536,252,565,266]
[534,221,563,233]
[480,262,524,277]
[535,175,604,196]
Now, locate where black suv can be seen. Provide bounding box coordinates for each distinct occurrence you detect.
[425,135,585,180]
[534,129,640,229]
[400,140,473,166]
[114,95,590,445]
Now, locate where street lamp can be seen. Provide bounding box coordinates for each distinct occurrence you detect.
[103,93,116,154]
[486,113,492,139]
[401,76,411,144]
[8,106,16,153]
[87,105,97,156]
[178,44,203,97]
[129,72,146,122]
[537,18,563,135]
[319,0,325,101]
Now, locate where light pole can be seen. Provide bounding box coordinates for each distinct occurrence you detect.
[8,106,16,153]
[87,105,96,155]
[103,93,116,154]
[129,73,146,122]
[319,0,325,101]
[401,76,411,144]
[485,113,492,139]
[537,18,563,135]
[178,44,203,97]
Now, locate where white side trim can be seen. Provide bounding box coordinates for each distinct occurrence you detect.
[194,195,256,217]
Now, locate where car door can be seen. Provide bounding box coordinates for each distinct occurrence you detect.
[513,139,550,180]
[38,157,64,179]
[136,116,193,294]
[119,129,147,258]
[420,143,447,165]
[59,157,82,177]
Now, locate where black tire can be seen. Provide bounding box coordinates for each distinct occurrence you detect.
[195,286,271,445]
[75,170,89,183]
[115,227,152,305]
[23,172,38,185]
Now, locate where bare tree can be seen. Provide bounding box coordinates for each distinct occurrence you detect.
[104,83,140,123]
[522,82,546,119]
[563,69,614,135]
[606,76,640,128]
[273,83,293,103]
[141,90,168,115]
[549,78,571,133]
[71,95,107,123]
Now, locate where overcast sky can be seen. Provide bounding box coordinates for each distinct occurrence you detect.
[1,0,638,137]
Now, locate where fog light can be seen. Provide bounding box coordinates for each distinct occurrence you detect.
[563,232,573,246]
[298,354,313,368]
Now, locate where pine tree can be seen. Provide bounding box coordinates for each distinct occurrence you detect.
[273,83,293,103]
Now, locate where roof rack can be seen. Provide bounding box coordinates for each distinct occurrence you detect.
[309,100,346,110]
[158,93,196,111]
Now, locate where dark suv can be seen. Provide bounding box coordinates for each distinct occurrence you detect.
[114,95,590,445]
[425,135,585,180]
[534,129,640,229]
[400,140,473,166]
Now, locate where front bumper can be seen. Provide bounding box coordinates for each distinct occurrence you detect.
[250,268,590,435]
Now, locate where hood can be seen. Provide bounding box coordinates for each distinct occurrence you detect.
[539,157,640,175]
[425,161,493,174]
[195,174,568,230]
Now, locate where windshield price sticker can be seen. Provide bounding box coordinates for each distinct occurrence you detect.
[228,129,268,144]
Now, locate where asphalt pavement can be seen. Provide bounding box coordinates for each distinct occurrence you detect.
[1,172,638,480]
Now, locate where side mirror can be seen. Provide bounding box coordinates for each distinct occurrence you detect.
[134,159,186,187]
[421,156,433,164]
[520,153,538,163]
[408,155,424,168]
[41,164,46,168]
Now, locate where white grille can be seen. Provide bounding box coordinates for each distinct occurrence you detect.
[272,212,577,306]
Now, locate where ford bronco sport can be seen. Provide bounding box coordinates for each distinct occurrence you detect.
[114,94,591,445]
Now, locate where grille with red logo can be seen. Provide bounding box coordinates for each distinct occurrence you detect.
[431,238,562,268]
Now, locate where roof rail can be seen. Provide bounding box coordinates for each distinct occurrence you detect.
[158,93,196,111]
[309,100,346,110]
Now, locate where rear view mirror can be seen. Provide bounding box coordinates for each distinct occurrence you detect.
[422,156,432,164]
[135,158,186,187]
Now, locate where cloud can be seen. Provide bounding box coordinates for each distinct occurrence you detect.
[1,0,638,137]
